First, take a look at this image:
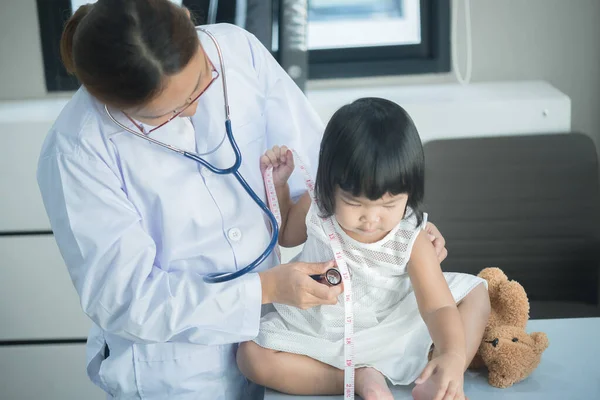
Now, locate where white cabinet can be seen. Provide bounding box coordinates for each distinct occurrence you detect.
[0,344,105,400]
[0,120,55,232]
[0,235,90,341]
[0,98,69,232]
[308,80,571,144]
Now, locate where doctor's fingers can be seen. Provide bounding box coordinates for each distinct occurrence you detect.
[305,279,342,305]
[298,292,338,309]
[298,260,336,275]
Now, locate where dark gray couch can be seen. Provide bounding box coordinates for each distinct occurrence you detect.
[423,133,600,319]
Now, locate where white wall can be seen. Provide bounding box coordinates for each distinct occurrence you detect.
[312,0,600,153]
[1,0,599,150]
[0,0,47,99]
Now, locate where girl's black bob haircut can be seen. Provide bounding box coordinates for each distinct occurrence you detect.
[314,97,425,224]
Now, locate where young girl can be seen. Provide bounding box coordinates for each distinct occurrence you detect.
[237,98,490,400]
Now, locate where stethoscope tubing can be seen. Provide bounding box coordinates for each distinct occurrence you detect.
[104,28,279,284]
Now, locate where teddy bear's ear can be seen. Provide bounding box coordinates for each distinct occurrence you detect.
[478,267,508,287]
[531,332,549,353]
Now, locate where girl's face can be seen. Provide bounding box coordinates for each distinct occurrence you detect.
[334,188,409,244]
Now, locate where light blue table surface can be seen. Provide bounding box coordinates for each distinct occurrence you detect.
[265,318,600,400]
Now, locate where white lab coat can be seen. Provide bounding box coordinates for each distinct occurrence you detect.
[37,24,323,399]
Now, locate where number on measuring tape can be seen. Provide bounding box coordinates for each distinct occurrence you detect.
[263,150,356,399]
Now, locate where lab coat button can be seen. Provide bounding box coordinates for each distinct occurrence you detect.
[228,228,242,242]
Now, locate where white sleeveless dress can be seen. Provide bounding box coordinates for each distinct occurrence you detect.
[254,204,487,385]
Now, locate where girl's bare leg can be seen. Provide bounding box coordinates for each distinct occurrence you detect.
[238,342,397,399]
[237,341,344,395]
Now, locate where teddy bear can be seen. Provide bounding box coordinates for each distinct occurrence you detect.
[469,267,549,388]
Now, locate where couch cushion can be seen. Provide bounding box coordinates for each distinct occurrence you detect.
[424,134,600,309]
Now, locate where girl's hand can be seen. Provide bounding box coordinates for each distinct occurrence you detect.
[260,145,294,188]
[424,222,448,263]
[413,352,467,400]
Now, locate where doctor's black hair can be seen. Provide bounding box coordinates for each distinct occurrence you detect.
[314,97,425,225]
[60,0,198,109]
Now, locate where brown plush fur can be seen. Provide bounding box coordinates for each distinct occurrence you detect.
[469,268,549,388]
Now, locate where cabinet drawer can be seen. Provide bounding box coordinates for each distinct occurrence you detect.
[0,235,90,340]
[0,344,105,400]
[0,120,54,232]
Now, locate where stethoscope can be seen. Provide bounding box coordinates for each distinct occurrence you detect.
[105,28,278,284]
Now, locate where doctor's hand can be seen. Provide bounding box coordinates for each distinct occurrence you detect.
[259,261,343,309]
[260,145,294,188]
[424,222,448,263]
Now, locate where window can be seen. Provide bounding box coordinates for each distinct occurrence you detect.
[36,0,79,92]
[307,0,421,50]
[70,0,182,11]
[36,0,449,92]
[37,0,236,92]
[305,0,450,79]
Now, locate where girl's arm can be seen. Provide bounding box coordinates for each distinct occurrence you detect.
[261,146,311,248]
[275,188,311,248]
[407,230,466,363]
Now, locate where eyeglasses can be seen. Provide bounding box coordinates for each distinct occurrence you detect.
[106,26,279,284]
[124,54,219,135]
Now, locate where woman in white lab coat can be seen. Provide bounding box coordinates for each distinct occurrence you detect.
[37,1,447,399]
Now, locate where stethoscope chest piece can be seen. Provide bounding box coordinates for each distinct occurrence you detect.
[325,268,342,286]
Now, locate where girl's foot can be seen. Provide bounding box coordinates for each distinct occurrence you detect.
[355,367,394,400]
[412,376,438,400]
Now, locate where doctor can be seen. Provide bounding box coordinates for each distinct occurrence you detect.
[37,0,448,398]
